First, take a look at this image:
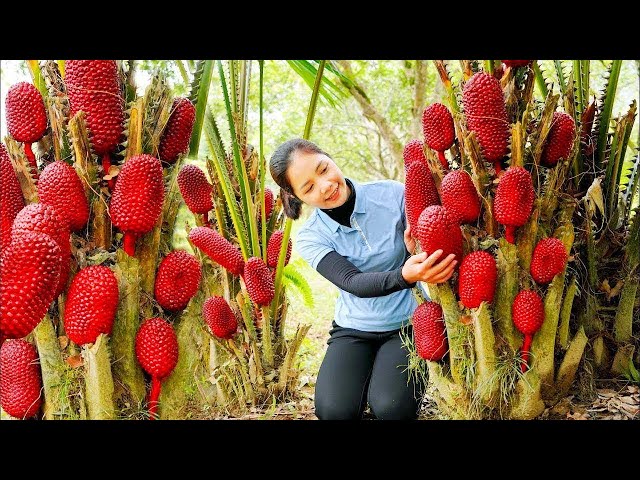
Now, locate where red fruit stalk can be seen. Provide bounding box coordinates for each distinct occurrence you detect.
[0,339,43,419]
[267,230,292,268]
[12,203,72,299]
[188,226,244,275]
[404,161,440,234]
[64,266,119,346]
[493,166,536,243]
[0,143,25,251]
[243,257,275,306]
[422,103,455,171]
[0,231,62,340]
[135,318,179,419]
[458,250,497,309]
[177,164,213,227]
[512,290,544,373]
[202,296,238,339]
[412,302,448,361]
[158,98,196,164]
[530,237,568,285]
[65,60,124,191]
[37,161,90,232]
[109,154,165,256]
[154,251,202,311]
[5,82,48,176]
[440,170,481,224]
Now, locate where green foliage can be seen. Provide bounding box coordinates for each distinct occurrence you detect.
[282,259,315,309]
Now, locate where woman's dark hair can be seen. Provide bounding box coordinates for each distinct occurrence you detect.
[269,138,331,220]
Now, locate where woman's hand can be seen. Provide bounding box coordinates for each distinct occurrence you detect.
[404,225,416,254]
[401,249,457,285]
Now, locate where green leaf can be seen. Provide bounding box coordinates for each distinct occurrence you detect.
[286,60,347,107]
[595,60,622,170]
[188,60,215,157]
[282,263,315,309]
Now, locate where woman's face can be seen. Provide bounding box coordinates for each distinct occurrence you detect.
[286,150,350,209]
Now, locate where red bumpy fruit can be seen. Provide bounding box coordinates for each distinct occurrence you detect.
[440,170,481,224]
[414,205,463,263]
[243,257,275,306]
[203,296,238,339]
[135,318,179,420]
[177,164,213,225]
[403,139,428,172]
[541,112,576,167]
[0,143,25,251]
[412,302,448,361]
[0,339,43,419]
[458,250,497,309]
[404,161,440,234]
[37,161,90,232]
[267,230,292,268]
[530,237,568,285]
[422,103,455,170]
[154,250,202,312]
[188,226,244,276]
[512,290,544,373]
[494,166,535,244]
[158,98,196,164]
[109,154,165,256]
[64,266,119,346]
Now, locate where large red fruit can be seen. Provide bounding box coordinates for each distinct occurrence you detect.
[202,296,238,339]
[177,164,213,218]
[110,154,165,256]
[37,161,90,232]
[154,250,202,311]
[135,317,179,419]
[512,290,544,373]
[0,339,42,419]
[267,230,292,268]
[0,143,25,251]
[65,60,124,164]
[188,227,244,276]
[412,301,448,361]
[462,72,510,171]
[414,205,463,262]
[422,103,455,170]
[440,170,481,224]
[530,237,568,285]
[5,82,47,174]
[158,98,196,164]
[64,266,119,346]
[458,250,497,308]
[541,112,576,167]
[494,166,536,243]
[0,231,61,340]
[264,187,275,221]
[404,161,440,233]
[12,203,71,299]
[403,139,427,171]
[243,257,275,306]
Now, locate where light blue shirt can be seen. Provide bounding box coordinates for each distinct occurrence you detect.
[296,178,426,332]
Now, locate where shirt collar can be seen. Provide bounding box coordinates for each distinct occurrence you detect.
[317,178,365,233]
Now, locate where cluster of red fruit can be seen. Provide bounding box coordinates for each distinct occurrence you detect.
[406,68,575,373]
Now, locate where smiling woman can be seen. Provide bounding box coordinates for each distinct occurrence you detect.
[269,138,457,420]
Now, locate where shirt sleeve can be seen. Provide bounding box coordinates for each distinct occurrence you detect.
[316,251,416,298]
[295,223,335,270]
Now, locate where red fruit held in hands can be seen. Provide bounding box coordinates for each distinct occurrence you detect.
[412,301,448,361]
[188,226,244,276]
[177,164,213,224]
[404,161,440,234]
[462,72,510,172]
[494,166,536,244]
[414,205,463,263]
[65,60,124,187]
[422,103,455,170]
[243,257,275,306]
[64,266,119,346]
[0,231,62,340]
[203,296,238,339]
[530,237,568,285]
[458,250,497,309]
[0,143,25,251]
[512,290,544,373]
[154,251,202,312]
[440,170,481,224]
[135,317,179,420]
[5,82,48,175]
[37,161,90,232]
[267,230,292,268]
[0,339,43,419]
[402,139,428,171]
[12,203,71,299]
[158,98,196,164]
[541,112,576,167]
[109,154,165,256]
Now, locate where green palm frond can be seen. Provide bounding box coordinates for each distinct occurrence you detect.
[188,60,214,157]
[282,263,315,309]
[622,149,640,219]
[554,60,568,94]
[605,100,637,215]
[286,60,348,107]
[533,61,550,98]
[595,60,622,170]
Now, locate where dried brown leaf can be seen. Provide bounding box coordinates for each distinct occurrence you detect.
[66,354,83,368]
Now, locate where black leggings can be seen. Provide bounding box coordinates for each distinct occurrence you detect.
[314,321,423,420]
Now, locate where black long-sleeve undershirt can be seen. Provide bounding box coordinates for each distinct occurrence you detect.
[316,178,415,298]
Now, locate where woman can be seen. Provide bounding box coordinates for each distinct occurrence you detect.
[269,139,456,420]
